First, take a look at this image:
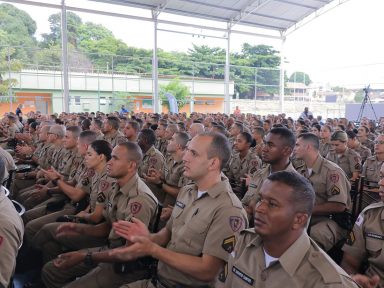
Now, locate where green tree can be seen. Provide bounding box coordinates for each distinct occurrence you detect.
[0,47,22,102]
[160,78,189,110]
[289,71,311,86]
[41,12,82,47]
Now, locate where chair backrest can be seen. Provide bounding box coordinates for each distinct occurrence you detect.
[2,185,10,198]
[11,200,25,216]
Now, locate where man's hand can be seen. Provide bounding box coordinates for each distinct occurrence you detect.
[108,236,156,261]
[56,222,86,238]
[143,167,162,184]
[160,205,173,222]
[15,145,33,155]
[352,274,380,288]
[40,167,62,181]
[112,218,150,240]
[30,185,49,201]
[53,251,86,270]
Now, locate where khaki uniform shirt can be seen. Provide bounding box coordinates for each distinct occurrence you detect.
[320,141,331,158]
[242,162,298,205]
[103,130,127,147]
[103,174,158,247]
[0,188,24,288]
[95,131,104,140]
[57,149,82,181]
[326,148,362,179]
[138,146,165,179]
[362,156,384,187]
[353,143,372,163]
[47,144,66,170]
[7,123,19,138]
[297,155,352,223]
[74,164,94,196]
[227,150,262,186]
[361,138,375,154]
[342,202,384,288]
[156,138,168,157]
[38,143,54,169]
[89,167,116,212]
[225,230,358,288]
[158,178,248,287]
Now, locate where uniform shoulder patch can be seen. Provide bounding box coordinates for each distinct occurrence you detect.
[222,235,236,253]
[329,173,339,184]
[345,231,355,245]
[97,192,106,203]
[330,185,340,195]
[130,202,142,214]
[149,157,158,166]
[229,216,243,232]
[87,169,95,177]
[100,180,110,192]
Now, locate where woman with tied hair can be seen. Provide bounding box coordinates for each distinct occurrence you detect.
[319,124,333,158]
[76,140,115,224]
[0,158,24,288]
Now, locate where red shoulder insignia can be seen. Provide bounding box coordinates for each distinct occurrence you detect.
[100,180,110,192]
[329,173,339,184]
[229,216,243,232]
[130,202,142,215]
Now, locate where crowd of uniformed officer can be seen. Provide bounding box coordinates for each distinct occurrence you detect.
[0,108,383,288]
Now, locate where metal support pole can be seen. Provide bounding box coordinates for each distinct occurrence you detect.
[152,15,160,113]
[190,63,195,113]
[7,46,13,112]
[61,0,70,113]
[279,34,286,114]
[224,28,231,114]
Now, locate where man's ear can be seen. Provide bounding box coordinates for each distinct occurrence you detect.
[292,212,309,230]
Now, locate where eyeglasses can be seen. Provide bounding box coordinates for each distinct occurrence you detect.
[375,141,384,145]
[47,132,57,136]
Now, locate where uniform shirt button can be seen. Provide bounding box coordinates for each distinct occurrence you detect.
[260,271,267,281]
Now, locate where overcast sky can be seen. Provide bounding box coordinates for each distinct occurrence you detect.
[3,0,384,88]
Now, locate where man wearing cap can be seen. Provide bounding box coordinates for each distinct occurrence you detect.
[326,131,361,181]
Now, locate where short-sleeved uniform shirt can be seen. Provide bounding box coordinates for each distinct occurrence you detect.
[156,138,168,157]
[89,167,116,212]
[242,162,298,205]
[362,156,384,187]
[353,143,372,164]
[225,230,359,288]
[158,178,248,287]
[326,148,361,179]
[103,130,127,147]
[226,150,262,187]
[103,173,158,247]
[138,146,165,179]
[38,143,54,169]
[0,188,24,288]
[342,202,384,288]
[57,149,83,181]
[47,144,66,170]
[296,155,352,224]
[320,141,331,158]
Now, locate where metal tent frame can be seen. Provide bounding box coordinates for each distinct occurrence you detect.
[3,0,351,113]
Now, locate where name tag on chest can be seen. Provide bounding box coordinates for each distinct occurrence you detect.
[232,266,254,285]
[176,201,185,209]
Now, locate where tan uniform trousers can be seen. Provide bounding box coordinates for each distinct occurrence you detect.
[42,253,149,288]
[32,222,107,263]
[310,219,347,251]
[24,203,76,244]
[12,179,36,199]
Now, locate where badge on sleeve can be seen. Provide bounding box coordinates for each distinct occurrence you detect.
[150,157,157,166]
[97,192,106,203]
[346,231,355,245]
[130,202,142,214]
[330,185,340,195]
[100,180,110,192]
[329,174,339,183]
[87,169,95,177]
[222,235,236,253]
[218,263,228,283]
[229,216,243,232]
[355,214,364,227]
[355,163,361,170]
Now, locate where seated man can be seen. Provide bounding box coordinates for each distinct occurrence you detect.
[341,161,384,288]
[110,132,248,287]
[224,171,358,287]
[0,159,24,287]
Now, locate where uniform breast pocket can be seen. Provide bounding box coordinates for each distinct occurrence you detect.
[183,218,210,253]
[365,237,383,258]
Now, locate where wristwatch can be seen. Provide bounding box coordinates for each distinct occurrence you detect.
[84,250,93,267]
